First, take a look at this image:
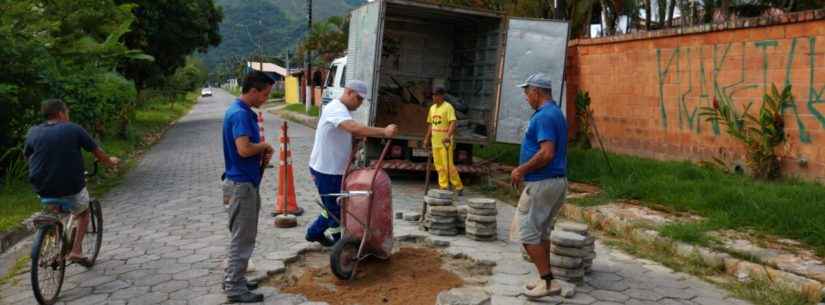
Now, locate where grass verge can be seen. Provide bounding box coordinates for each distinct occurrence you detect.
[475,144,825,255]
[0,256,29,287]
[283,103,320,117]
[0,93,198,233]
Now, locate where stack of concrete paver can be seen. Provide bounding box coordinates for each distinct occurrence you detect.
[456,205,468,233]
[555,222,596,274]
[424,190,459,236]
[549,227,590,285]
[465,198,497,241]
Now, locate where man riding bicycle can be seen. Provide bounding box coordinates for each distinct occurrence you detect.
[24,99,119,265]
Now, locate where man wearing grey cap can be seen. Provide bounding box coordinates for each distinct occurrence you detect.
[509,73,569,298]
[306,80,398,246]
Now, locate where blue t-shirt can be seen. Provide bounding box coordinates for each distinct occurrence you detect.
[222,99,262,186]
[519,100,568,181]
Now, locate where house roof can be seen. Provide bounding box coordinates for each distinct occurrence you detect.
[246,62,288,77]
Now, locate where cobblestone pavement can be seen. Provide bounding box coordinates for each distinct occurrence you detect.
[0,89,754,305]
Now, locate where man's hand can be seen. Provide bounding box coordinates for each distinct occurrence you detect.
[510,167,525,189]
[107,157,121,167]
[383,124,398,138]
[262,144,275,166]
[442,137,452,146]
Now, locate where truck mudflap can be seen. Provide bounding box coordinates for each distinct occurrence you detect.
[370,160,489,174]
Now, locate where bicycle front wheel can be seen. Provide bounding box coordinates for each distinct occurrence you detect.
[82,200,103,266]
[31,225,66,305]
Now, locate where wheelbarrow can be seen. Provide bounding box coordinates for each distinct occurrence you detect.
[316,140,394,280]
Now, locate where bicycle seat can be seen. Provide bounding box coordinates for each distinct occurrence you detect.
[39,197,73,214]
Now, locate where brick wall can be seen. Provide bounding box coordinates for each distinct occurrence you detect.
[565,10,825,182]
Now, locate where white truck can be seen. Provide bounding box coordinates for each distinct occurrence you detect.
[324,0,569,173]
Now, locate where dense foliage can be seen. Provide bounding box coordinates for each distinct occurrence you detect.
[0,0,216,181]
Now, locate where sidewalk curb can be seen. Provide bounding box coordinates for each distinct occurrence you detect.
[0,226,32,254]
[561,203,825,302]
[268,109,318,130]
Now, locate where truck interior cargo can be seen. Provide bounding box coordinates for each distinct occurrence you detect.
[372,3,503,144]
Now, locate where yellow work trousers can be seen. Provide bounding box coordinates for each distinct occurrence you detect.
[432,146,463,191]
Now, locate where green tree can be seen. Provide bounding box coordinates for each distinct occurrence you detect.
[115,0,223,91]
[295,16,349,66]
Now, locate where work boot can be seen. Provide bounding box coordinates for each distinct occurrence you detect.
[227,291,264,303]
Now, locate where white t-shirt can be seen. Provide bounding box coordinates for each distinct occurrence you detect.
[309,99,353,175]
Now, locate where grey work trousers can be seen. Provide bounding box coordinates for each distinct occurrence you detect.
[222,180,260,296]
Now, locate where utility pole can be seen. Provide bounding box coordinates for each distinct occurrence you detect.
[304,0,313,112]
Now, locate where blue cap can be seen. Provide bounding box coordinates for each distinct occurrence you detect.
[345,80,369,100]
[517,73,552,89]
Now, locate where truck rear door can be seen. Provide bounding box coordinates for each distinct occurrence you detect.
[346,0,385,125]
[494,18,569,144]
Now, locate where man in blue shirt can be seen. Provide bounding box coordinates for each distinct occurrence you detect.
[509,73,569,298]
[222,71,275,303]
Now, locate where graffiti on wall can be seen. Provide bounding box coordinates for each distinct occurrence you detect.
[656,37,825,143]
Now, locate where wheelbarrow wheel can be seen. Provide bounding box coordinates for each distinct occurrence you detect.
[330,237,360,280]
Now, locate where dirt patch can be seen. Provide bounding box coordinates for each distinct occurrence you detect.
[266,245,491,305]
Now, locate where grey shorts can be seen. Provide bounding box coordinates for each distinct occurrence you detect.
[510,177,567,245]
[40,187,90,215]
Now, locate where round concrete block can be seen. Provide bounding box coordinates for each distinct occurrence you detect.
[467,233,496,241]
[582,251,596,260]
[403,212,421,222]
[430,206,458,216]
[549,254,583,269]
[550,245,588,257]
[465,225,497,236]
[550,231,588,248]
[425,196,453,206]
[551,266,585,278]
[431,216,456,224]
[428,189,454,199]
[430,228,459,236]
[465,221,497,230]
[456,205,469,215]
[430,222,457,230]
[556,222,589,235]
[467,207,497,216]
[467,198,496,209]
[466,214,497,223]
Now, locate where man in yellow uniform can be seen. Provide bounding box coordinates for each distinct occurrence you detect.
[424,85,463,195]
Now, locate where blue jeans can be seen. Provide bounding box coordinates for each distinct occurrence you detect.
[306,168,343,244]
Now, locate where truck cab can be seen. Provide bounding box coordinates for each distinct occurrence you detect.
[321,56,347,105]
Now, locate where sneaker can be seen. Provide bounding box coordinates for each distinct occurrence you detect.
[523,280,561,299]
[226,291,264,303]
[306,234,334,247]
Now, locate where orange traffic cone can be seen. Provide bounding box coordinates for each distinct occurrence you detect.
[257,112,266,143]
[272,121,304,217]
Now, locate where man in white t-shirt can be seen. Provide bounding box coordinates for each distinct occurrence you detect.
[306,80,397,246]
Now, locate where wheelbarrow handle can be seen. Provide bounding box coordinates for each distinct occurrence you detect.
[321,191,372,198]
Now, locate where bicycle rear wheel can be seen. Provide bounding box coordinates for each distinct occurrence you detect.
[81,200,103,266]
[31,225,66,305]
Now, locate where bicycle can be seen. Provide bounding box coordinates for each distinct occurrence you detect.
[29,162,104,305]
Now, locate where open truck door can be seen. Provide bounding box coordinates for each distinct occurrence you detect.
[345,0,385,125]
[494,18,570,144]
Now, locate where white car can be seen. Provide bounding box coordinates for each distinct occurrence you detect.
[321,56,346,105]
[201,87,213,97]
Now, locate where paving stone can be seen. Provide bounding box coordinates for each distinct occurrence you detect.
[151,280,189,293]
[589,290,630,302]
[550,231,588,248]
[468,207,498,216]
[490,295,525,305]
[191,293,227,305]
[467,214,498,223]
[66,293,108,305]
[93,279,130,294]
[624,288,664,301]
[551,266,585,278]
[467,198,497,209]
[555,222,590,235]
[436,287,491,305]
[267,293,309,305]
[550,254,583,268]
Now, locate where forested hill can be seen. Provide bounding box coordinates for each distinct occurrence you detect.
[200,0,361,72]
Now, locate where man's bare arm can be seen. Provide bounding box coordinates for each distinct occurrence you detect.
[235,136,273,158]
[339,120,397,138]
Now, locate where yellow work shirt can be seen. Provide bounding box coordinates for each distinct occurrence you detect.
[427,102,457,148]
